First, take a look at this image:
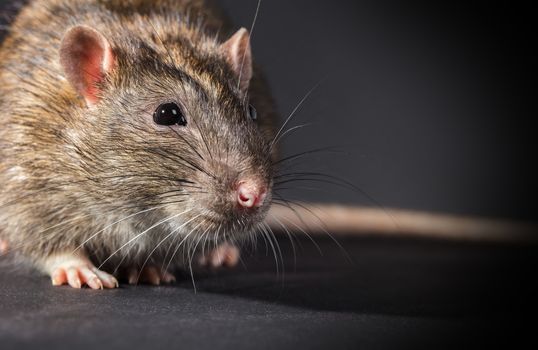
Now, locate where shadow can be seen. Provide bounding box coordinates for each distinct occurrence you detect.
[179,234,538,319]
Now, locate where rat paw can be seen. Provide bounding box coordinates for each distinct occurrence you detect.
[198,243,240,268]
[126,266,176,285]
[46,255,118,289]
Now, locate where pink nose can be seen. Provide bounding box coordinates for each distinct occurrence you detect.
[237,181,267,208]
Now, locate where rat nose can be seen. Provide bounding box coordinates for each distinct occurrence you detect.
[236,180,267,208]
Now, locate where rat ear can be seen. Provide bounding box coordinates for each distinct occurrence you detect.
[60,25,115,106]
[221,28,252,94]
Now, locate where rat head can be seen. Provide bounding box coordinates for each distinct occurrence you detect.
[59,25,273,242]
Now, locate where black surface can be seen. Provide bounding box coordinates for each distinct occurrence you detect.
[1,236,537,349]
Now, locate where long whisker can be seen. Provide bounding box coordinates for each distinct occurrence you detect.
[238,0,262,91]
[269,79,323,151]
[187,225,211,293]
[266,217,285,275]
[273,197,352,263]
[167,125,205,161]
[3,200,187,255]
[272,147,345,166]
[98,209,193,269]
[164,218,206,278]
[271,122,313,148]
[112,245,132,276]
[274,171,400,230]
[73,204,170,253]
[191,117,214,161]
[260,222,281,277]
[136,213,202,283]
[268,207,323,256]
[256,223,269,256]
[267,213,298,270]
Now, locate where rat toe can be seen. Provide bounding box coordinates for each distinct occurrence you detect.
[46,253,118,289]
[66,267,82,289]
[201,243,240,269]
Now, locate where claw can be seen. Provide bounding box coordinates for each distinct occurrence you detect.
[44,253,118,290]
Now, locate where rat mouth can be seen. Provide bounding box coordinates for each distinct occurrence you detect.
[191,199,271,241]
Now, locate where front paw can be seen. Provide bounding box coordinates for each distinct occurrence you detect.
[198,243,240,269]
[45,254,118,289]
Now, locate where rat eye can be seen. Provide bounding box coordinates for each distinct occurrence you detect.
[247,104,257,121]
[153,102,186,126]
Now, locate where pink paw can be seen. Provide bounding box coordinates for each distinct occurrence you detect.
[126,266,176,285]
[47,255,118,289]
[198,243,240,268]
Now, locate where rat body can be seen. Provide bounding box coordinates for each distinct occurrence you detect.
[0,0,278,288]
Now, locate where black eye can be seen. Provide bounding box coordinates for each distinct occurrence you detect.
[247,104,257,121]
[153,102,186,126]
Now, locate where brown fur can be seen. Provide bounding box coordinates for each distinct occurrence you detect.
[0,0,278,272]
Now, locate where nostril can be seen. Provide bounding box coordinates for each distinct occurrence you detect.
[237,185,256,208]
[239,192,250,203]
[236,182,267,208]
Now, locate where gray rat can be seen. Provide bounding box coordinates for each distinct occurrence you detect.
[0,0,279,288]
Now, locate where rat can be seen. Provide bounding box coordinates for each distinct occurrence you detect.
[3,0,533,290]
[0,0,279,289]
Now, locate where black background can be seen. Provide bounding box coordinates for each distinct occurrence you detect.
[218,0,538,221]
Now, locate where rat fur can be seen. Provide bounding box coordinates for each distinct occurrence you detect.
[0,0,278,288]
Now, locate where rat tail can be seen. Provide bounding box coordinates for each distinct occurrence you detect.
[266,203,538,244]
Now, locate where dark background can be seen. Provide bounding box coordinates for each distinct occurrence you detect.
[1,1,537,349]
[218,0,538,221]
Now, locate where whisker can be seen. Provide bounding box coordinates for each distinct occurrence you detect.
[257,223,269,256]
[267,213,298,271]
[269,79,323,152]
[187,225,211,292]
[112,245,132,276]
[3,200,188,255]
[268,205,323,256]
[164,218,206,279]
[136,213,202,283]
[98,208,193,269]
[271,122,313,149]
[238,0,262,91]
[273,197,352,263]
[72,204,171,254]
[260,222,282,278]
[167,125,205,161]
[272,147,345,167]
[273,171,401,230]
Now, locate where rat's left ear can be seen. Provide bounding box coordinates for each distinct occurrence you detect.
[60,25,116,106]
[221,28,252,94]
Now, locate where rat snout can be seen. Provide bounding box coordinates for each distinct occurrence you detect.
[236,179,267,209]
